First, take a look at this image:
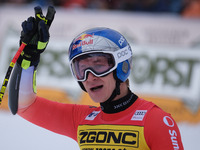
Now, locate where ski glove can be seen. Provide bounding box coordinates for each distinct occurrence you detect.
[18,6,56,69]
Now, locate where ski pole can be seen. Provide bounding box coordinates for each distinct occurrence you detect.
[0,43,26,104]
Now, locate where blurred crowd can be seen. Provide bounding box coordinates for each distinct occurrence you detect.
[0,0,200,17]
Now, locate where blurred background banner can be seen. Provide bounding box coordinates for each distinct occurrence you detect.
[1,5,200,123]
[0,1,200,149]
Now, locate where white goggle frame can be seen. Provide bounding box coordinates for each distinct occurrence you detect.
[70,45,132,82]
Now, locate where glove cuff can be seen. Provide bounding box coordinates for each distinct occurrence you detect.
[17,55,40,69]
[17,45,41,69]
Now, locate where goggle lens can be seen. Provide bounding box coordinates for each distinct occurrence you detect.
[71,53,115,81]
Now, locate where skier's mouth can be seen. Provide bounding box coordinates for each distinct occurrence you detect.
[90,85,103,92]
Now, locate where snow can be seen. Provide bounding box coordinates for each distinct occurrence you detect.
[178,123,200,150]
[0,111,79,150]
[0,111,199,150]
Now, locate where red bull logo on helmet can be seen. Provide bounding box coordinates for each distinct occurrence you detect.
[73,34,94,50]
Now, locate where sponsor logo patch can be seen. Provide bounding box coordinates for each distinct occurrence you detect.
[73,34,94,50]
[85,111,101,120]
[163,116,174,127]
[78,125,140,149]
[131,110,147,121]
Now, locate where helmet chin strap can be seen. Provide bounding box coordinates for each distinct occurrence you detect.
[102,79,121,103]
[100,70,121,111]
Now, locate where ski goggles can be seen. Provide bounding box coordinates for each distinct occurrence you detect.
[70,45,132,81]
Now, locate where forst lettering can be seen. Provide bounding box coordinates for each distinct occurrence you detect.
[39,49,70,78]
[79,131,137,145]
[132,54,199,87]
